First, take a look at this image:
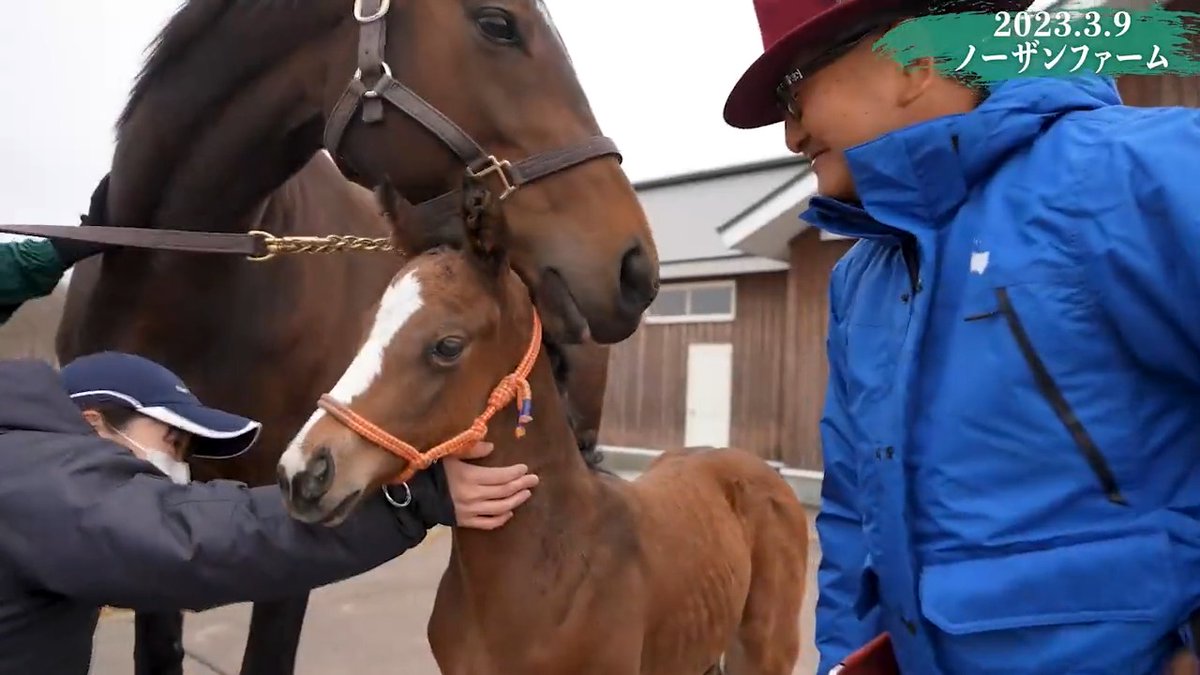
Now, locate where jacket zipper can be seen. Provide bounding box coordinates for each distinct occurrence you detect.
[993,287,1129,506]
[900,236,920,295]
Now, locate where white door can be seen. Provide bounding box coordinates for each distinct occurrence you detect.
[684,343,733,448]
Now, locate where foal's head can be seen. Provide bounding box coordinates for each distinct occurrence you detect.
[277,184,545,525]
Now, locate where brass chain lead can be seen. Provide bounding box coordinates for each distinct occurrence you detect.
[247,231,403,262]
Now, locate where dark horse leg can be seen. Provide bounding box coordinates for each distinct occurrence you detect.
[237,594,311,675]
[133,610,185,675]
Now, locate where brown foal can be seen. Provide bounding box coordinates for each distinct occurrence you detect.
[277,184,811,675]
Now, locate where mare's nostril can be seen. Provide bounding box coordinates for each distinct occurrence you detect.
[295,446,335,504]
[617,243,658,312]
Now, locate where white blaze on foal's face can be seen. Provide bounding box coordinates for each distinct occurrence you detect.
[278,271,425,482]
[330,271,424,404]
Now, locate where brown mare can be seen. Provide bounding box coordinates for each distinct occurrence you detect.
[277,183,810,675]
[56,1,656,672]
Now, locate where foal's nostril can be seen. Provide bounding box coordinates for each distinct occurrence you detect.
[294,447,335,504]
[617,243,659,312]
[276,465,291,498]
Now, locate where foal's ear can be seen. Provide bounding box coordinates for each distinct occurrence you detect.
[461,178,510,279]
[373,181,465,256]
[373,182,420,253]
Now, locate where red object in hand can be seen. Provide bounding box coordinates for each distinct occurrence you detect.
[835,632,900,675]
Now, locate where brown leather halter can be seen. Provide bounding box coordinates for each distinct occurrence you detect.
[322,0,624,230]
[0,0,622,257]
[317,307,544,487]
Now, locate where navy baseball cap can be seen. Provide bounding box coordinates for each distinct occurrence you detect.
[60,351,262,460]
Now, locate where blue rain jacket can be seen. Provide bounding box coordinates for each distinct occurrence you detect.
[804,75,1200,675]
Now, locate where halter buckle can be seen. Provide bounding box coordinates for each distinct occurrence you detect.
[467,156,518,201]
[354,0,391,23]
[353,62,394,100]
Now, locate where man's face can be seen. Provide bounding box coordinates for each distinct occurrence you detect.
[778,24,983,202]
[780,29,911,201]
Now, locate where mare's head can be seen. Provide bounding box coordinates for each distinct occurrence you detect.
[114,0,657,343]
[326,0,661,344]
[277,183,551,525]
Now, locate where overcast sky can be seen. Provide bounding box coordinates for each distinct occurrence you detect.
[0,1,788,226]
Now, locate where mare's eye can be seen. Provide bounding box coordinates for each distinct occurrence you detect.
[430,336,466,365]
[475,8,520,45]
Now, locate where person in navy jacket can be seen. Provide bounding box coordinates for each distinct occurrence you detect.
[0,352,537,675]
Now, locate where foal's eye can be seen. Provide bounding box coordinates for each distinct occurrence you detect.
[474,8,520,44]
[430,336,466,364]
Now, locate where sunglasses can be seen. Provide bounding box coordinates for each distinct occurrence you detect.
[774,23,893,120]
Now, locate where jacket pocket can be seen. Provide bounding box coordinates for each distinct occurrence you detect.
[920,530,1174,636]
[978,286,1127,506]
[919,531,1181,673]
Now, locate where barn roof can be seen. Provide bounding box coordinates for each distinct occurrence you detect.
[633,156,813,278]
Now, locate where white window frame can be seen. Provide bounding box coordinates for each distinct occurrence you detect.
[643,279,737,325]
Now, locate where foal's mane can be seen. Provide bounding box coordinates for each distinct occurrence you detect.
[419,245,610,474]
[541,339,609,474]
[438,194,612,475]
[118,0,343,133]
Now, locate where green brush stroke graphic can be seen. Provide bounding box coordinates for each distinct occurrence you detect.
[872,7,1200,82]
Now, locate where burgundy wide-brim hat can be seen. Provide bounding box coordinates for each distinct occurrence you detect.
[723,0,1033,129]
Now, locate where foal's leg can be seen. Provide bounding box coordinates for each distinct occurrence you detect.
[724,482,809,675]
[237,594,310,675]
[133,609,185,675]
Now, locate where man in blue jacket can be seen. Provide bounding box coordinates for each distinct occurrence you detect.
[724,0,1200,673]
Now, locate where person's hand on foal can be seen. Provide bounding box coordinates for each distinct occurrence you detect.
[442,441,538,530]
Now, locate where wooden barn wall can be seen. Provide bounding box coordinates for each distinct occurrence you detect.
[1117,72,1200,107]
[1116,0,1200,107]
[780,229,855,471]
[598,272,790,460]
[598,228,854,471]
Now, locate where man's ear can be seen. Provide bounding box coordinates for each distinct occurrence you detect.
[870,20,938,108]
[80,409,107,434]
[896,55,938,107]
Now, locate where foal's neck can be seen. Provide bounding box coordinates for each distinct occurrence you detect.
[452,351,601,555]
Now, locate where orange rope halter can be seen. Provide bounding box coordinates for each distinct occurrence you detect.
[317,309,543,486]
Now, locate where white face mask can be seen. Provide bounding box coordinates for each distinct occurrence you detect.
[116,429,192,485]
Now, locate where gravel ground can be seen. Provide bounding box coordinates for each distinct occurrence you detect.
[91,511,820,675]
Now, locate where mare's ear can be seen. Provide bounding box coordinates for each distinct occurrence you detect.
[373,181,461,255]
[461,178,510,280]
[80,173,111,226]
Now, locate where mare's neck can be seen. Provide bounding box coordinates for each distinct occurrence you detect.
[107,15,349,233]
